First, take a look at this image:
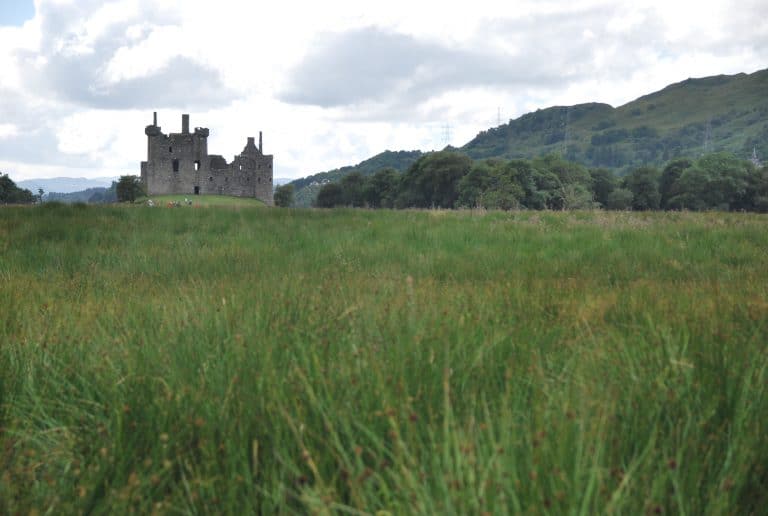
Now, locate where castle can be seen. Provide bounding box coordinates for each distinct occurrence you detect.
[140,113,273,205]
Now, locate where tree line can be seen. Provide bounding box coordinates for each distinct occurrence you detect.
[304,151,768,212]
[0,174,36,204]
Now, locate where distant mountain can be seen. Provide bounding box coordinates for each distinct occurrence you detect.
[18,177,118,194]
[289,150,423,207]
[46,186,116,204]
[289,68,768,203]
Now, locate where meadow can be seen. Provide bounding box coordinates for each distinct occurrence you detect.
[0,203,766,514]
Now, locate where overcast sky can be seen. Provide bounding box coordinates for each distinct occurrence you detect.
[1,0,766,182]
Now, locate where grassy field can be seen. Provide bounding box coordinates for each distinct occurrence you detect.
[137,194,266,207]
[1,204,766,514]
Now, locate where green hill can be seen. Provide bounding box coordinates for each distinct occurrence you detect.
[463,69,768,170]
[289,150,423,207]
[289,68,767,203]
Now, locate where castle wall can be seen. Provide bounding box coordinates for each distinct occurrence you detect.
[141,113,273,205]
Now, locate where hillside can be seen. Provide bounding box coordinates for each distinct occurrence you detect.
[290,68,768,203]
[290,150,423,207]
[463,69,768,170]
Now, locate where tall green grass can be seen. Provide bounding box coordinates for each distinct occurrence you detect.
[1,204,766,514]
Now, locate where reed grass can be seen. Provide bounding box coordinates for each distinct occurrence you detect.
[1,204,766,514]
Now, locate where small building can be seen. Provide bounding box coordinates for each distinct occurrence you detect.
[140,113,273,205]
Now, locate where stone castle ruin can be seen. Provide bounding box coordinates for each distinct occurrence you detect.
[140,113,273,205]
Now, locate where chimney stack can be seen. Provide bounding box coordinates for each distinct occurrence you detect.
[182,114,190,134]
[259,131,263,153]
[153,111,157,126]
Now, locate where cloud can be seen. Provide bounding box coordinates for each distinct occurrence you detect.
[279,27,570,110]
[2,0,767,183]
[16,0,234,110]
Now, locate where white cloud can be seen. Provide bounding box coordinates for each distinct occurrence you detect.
[0,0,766,182]
[0,124,19,139]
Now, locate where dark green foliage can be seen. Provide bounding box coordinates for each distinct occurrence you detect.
[315,182,344,208]
[623,166,661,210]
[273,184,294,207]
[457,159,525,209]
[290,150,422,207]
[589,168,617,207]
[591,128,630,146]
[0,173,34,204]
[659,159,693,209]
[395,151,472,208]
[666,153,754,211]
[307,151,767,213]
[339,172,366,207]
[606,188,634,210]
[745,166,768,212]
[115,175,144,203]
[363,168,400,208]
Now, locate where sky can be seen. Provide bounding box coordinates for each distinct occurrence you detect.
[0,0,766,182]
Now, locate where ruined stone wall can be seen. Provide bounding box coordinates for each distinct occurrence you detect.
[140,113,273,205]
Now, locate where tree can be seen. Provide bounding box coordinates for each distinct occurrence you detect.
[559,183,596,210]
[589,168,616,208]
[0,173,34,204]
[532,154,592,186]
[274,184,294,207]
[666,153,753,211]
[659,158,692,209]
[116,175,144,202]
[623,166,660,210]
[605,188,634,210]
[339,172,365,207]
[315,183,344,208]
[363,168,400,208]
[457,159,524,210]
[396,151,472,208]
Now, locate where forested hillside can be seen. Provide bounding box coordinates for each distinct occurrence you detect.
[290,69,768,206]
[290,150,423,207]
[463,69,768,169]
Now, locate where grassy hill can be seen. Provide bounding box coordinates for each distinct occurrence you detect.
[463,69,768,171]
[138,194,266,207]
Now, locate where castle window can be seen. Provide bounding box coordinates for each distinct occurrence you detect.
[209,176,213,181]
[257,177,261,183]
[169,146,173,153]
[195,161,200,171]
[172,159,179,172]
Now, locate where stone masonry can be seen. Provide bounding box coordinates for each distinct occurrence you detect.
[140,113,273,205]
